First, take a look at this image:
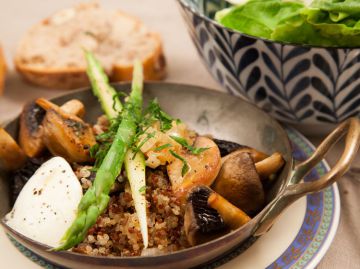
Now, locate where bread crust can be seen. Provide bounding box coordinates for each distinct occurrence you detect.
[15,7,166,90]
[0,46,6,95]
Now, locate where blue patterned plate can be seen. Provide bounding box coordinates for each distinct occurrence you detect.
[4,127,339,269]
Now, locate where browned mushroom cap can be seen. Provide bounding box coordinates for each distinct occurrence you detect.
[168,136,222,199]
[19,99,87,158]
[36,98,96,163]
[18,101,47,158]
[0,128,26,171]
[212,151,265,215]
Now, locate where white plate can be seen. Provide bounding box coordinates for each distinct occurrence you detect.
[0,127,340,269]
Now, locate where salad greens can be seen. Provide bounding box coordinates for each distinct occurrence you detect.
[216,0,360,47]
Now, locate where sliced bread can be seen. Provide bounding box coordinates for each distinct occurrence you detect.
[0,46,6,95]
[15,3,166,89]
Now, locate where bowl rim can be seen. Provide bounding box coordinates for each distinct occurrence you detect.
[176,0,360,50]
[1,81,292,262]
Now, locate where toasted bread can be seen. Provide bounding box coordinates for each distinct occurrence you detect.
[0,46,6,94]
[15,3,166,89]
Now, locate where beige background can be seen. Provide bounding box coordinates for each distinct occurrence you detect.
[0,0,359,268]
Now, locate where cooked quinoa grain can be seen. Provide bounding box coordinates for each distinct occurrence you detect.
[73,169,189,256]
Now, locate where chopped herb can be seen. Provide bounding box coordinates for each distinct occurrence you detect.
[169,150,189,176]
[154,143,172,151]
[138,185,146,194]
[142,99,173,132]
[170,135,209,155]
[132,131,156,159]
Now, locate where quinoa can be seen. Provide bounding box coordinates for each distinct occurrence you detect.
[72,168,189,256]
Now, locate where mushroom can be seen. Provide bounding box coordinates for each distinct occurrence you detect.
[212,151,265,215]
[0,128,26,171]
[19,99,86,158]
[255,152,285,180]
[60,99,86,118]
[184,185,250,246]
[214,138,268,162]
[184,186,226,246]
[18,101,47,158]
[167,136,221,198]
[207,190,251,229]
[36,98,96,163]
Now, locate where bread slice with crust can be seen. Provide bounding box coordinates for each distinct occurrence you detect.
[0,46,6,95]
[15,3,166,89]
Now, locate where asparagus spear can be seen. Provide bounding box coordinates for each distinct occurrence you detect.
[54,59,143,251]
[124,149,148,248]
[84,50,122,119]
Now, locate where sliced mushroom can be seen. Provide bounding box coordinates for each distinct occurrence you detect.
[184,186,227,246]
[212,151,265,215]
[167,136,221,198]
[255,152,285,180]
[19,99,86,158]
[19,101,47,158]
[0,128,26,171]
[36,98,96,163]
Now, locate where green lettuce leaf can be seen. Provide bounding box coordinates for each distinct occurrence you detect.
[215,0,304,39]
[215,0,360,47]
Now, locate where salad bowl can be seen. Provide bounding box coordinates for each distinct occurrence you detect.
[177,0,360,134]
[1,82,359,269]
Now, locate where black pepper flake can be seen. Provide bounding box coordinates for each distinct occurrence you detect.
[62,170,66,173]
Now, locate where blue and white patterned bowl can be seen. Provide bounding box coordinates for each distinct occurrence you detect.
[177,0,360,133]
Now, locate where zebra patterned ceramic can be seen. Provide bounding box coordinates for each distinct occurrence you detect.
[177,0,360,129]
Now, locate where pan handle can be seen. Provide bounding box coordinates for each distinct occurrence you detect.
[254,117,360,236]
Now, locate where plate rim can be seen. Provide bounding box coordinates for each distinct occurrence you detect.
[287,128,340,269]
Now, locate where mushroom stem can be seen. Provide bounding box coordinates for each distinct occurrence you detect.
[208,192,250,230]
[255,152,285,180]
[0,128,27,171]
[60,99,86,118]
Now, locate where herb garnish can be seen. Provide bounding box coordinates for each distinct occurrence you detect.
[132,131,156,159]
[91,97,182,169]
[169,150,189,176]
[141,99,175,132]
[170,135,209,155]
[154,143,172,151]
[90,115,122,170]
